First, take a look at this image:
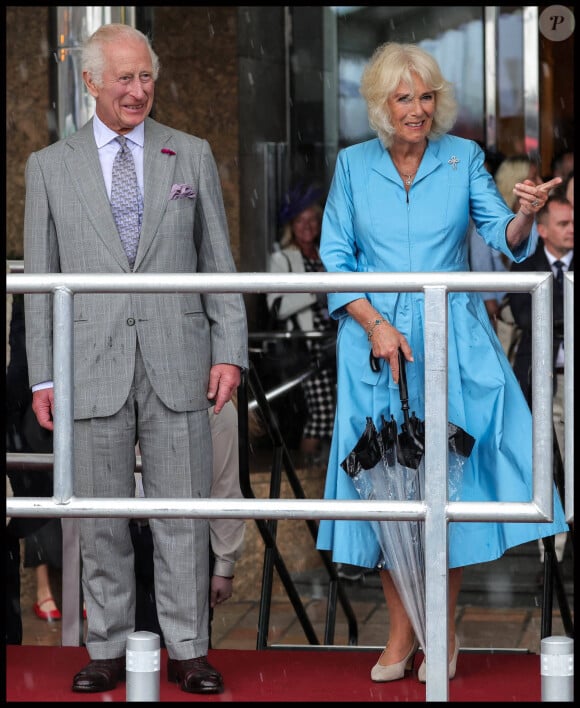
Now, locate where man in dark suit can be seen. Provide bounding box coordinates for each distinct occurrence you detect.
[508,190,573,566]
[24,23,247,695]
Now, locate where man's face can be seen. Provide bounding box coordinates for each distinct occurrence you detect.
[84,37,155,134]
[538,201,574,259]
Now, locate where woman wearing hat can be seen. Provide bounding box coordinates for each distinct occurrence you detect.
[266,183,336,462]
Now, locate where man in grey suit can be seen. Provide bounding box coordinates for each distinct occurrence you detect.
[24,23,247,695]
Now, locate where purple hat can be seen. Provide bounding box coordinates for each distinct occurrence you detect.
[278,182,324,226]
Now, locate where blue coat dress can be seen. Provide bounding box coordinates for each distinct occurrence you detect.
[316,135,568,569]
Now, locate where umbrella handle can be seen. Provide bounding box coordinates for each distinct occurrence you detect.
[369,352,381,373]
[398,349,411,418]
[369,350,410,406]
[370,350,412,426]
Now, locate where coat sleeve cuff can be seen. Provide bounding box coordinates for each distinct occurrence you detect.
[212,558,235,578]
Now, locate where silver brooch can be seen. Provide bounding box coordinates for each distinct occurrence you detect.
[448,155,460,170]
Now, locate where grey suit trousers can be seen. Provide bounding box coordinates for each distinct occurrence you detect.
[74,341,213,660]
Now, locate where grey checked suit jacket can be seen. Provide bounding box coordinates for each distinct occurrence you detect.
[24,117,248,419]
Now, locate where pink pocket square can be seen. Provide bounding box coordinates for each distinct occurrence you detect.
[169,184,196,200]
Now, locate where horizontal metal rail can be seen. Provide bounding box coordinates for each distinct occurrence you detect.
[7,270,570,521]
[4,269,562,294]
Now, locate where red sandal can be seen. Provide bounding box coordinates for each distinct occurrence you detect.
[33,597,62,621]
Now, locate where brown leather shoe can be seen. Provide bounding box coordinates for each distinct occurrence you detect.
[167,656,224,694]
[72,657,126,693]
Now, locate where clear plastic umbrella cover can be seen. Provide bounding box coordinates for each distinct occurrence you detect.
[341,351,475,651]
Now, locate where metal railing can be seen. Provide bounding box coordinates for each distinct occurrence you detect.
[6,269,574,702]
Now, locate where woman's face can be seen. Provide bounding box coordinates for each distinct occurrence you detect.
[387,72,435,146]
[291,206,321,249]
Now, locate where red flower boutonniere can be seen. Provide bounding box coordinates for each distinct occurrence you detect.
[161,148,176,156]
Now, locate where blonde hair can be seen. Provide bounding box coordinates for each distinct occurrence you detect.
[360,42,458,149]
[494,155,535,212]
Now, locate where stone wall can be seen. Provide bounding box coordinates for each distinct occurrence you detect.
[153,7,240,262]
[6,7,51,259]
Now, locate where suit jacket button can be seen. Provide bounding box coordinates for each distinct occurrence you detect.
[127,318,135,326]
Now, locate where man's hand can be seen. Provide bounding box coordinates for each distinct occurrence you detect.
[210,575,233,608]
[32,388,55,431]
[207,364,241,414]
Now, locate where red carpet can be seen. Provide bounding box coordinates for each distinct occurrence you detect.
[6,645,541,702]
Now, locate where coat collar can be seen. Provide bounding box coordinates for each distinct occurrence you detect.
[137,118,177,268]
[370,138,443,186]
[65,122,129,270]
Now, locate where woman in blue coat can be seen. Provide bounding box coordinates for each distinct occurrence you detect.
[315,42,567,684]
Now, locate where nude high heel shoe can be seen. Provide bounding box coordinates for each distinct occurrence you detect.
[371,640,419,682]
[417,635,460,683]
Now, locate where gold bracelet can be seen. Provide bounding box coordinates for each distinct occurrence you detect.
[367,318,388,340]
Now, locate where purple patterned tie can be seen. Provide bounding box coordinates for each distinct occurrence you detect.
[110,135,143,269]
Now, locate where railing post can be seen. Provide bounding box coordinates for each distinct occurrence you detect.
[423,285,450,701]
[52,286,75,503]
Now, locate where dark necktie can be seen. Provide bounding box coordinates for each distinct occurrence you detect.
[110,135,143,269]
[553,260,565,290]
